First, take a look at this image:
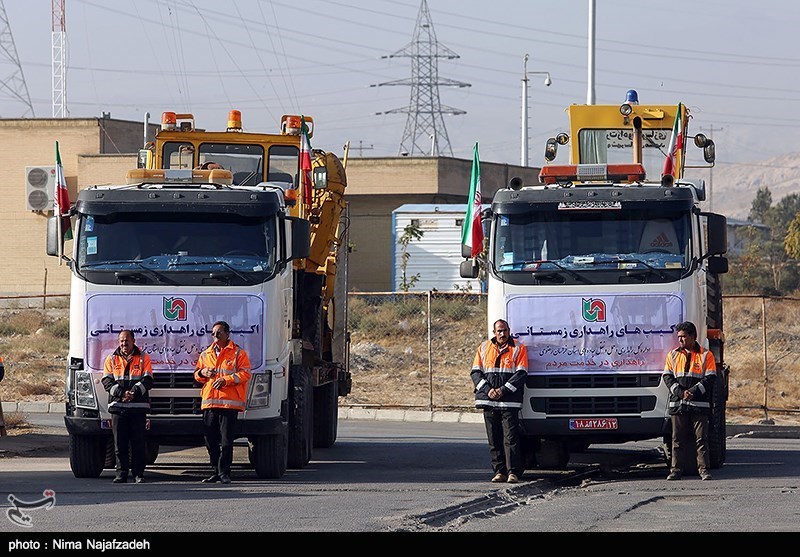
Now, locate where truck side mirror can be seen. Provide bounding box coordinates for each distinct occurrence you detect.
[287,216,311,260]
[460,259,478,279]
[703,212,727,256]
[707,256,728,275]
[46,216,60,257]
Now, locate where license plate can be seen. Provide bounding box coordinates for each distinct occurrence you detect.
[569,418,618,430]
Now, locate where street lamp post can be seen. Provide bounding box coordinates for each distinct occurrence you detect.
[521,54,551,167]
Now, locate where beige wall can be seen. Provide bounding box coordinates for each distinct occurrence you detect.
[0,119,541,296]
[0,118,147,296]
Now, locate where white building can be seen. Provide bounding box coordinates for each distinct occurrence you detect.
[392,203,488,293]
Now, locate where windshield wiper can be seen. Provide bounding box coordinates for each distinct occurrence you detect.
[168,259,251,283]
[81,259,174,285]
[514,260,591,284]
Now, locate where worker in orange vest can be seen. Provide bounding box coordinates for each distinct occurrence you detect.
[101,329,153,484]
[194,321,251,484]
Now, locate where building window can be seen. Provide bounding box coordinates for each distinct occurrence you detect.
[455,219,464,227]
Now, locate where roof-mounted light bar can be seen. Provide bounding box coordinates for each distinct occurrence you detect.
[539,163,646,185]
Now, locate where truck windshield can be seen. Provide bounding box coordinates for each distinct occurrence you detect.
[493,209,689,273]
[76,212,277,286]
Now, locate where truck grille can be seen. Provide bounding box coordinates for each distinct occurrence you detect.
[152,372,198,388]
[151,373,201,414]
[531,395,657,415]
[150,397,202,415]
[527,374,661,389]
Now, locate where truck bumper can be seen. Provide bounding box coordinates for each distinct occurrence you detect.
[64,415,287,446]
[521,416,670,444]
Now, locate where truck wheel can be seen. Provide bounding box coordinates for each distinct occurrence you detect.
[145,440,159,465]
[535,439,569,470]
[313,381,338,448]
[287,364,313,468]
[69,434,106,478]
[103,437,116,469]
[709,366,728,469]
[252,434,287,479]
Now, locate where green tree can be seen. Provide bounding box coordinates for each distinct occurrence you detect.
[785,211,800,260]
[398,222,424,292]
[748,187,772,223]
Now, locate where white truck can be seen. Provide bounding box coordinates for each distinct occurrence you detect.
[47,110,350,479]
[461,92,729,469]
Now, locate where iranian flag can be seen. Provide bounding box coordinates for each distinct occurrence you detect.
[54,141,72,243]
[300,116,313,204]
[661,103,683,179]
[461,143,483,258]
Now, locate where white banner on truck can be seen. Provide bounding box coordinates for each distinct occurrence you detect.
[506,293,683,374]
[85,293,264,373]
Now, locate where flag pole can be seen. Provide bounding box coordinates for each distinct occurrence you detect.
[56,141,63,265]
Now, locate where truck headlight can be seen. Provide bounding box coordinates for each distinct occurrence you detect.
[75,371,98,409]
[248,372,272,408]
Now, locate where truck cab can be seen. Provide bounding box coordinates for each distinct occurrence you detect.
[462,91,729,470]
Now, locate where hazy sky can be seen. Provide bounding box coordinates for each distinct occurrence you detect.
[1,0,797,174]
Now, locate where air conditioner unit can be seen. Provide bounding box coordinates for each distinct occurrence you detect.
[25,166,57,212]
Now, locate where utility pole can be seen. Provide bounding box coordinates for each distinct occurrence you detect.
[587,0,596,105]
[520,54,551,167]
[699,125,722,212]
[352,140,374,157]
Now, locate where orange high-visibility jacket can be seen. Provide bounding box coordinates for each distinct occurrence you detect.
[194,341,252,412]
[663,344,717,415]
[101,347,153,413]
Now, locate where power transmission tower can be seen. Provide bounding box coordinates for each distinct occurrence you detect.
[52,0,66,118]
[373,0,470,157]
[0,0,35,117]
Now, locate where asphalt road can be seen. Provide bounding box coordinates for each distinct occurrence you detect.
[1,414,800,540]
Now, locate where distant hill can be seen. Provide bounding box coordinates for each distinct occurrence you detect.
[707,153,800,220]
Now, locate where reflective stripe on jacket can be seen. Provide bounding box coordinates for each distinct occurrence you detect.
[471,338,528,409]
[194,341,252,411]
[662,344,716,415]
[101,347,153,413]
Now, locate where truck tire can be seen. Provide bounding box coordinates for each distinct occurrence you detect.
[709,364,728,469]
[706,273,723,331]
[313,381,338,448]
[104,437,115,469]
[252,434,287,479]
[535,439,569,470]
[69,434,106,478]
[287,364,313,468]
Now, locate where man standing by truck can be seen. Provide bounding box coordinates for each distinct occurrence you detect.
[194,321,252,484]
[663,321,716,481]
[102,329,153,484]
[470,319,528,483]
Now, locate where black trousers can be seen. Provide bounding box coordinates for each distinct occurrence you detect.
[202,408,239,476]
[483,408,523,476]
[111,412,147,478]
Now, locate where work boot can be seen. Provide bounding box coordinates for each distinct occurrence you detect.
[666,470,682,481]
[699,471,713,481]
[219,474,231,484]
[491,472,507,483]
[201,474,220,483]
[112,475,128,484]
[507,473,520,484]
